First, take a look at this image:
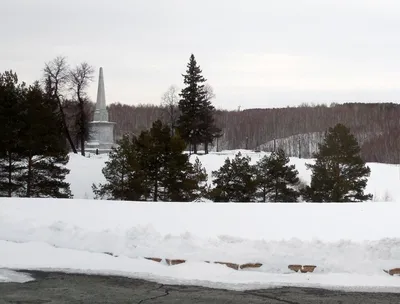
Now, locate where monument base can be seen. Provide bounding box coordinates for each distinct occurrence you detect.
[86,121,116,150]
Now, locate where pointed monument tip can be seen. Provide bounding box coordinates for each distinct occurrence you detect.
[99,67,103,75]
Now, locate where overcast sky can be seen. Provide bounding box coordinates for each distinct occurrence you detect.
[2,0,400,110]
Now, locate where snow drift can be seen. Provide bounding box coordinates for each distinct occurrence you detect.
[1,198,400,290]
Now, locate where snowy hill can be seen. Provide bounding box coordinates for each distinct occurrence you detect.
[66,150,400,202]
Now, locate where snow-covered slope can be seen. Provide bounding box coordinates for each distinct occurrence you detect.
[259,132,379,159]
[66,150,400,202]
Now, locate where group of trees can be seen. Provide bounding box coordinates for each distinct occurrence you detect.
[44,57,95,156]
[97,121,372,203]
[209,123,371,203]
[105,102,400,164]
[93,120,207,202]
[0,71,71,198]
[210,150,300,202]
[0,55,96,198]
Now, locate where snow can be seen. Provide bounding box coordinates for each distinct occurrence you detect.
[1,198,400,291]
[0,269,33,283]
[2,150,400,289]
[66,153,106,199]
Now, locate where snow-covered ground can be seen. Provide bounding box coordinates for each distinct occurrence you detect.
[66,150,400,202]
[1,198,400,291]
[1,150,400,290]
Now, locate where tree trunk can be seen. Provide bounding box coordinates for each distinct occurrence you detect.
[78,95,86,156]
[80,137,85,156]
[153,179,158,202]
[56,97,77,154]
[204,142,209,154]
[7,152,12,197]
[263,187,266,203]
[193,144,197,154]
[26,154,32,197]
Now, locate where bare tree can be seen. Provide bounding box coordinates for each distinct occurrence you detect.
[69,62,94,156]
[161,85,180,136]
[43,56,77,153]
[204,83,216,102]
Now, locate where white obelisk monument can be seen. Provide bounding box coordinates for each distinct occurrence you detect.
[86,67,116,151]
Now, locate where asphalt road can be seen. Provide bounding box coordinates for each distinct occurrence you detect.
[0,270,399,304]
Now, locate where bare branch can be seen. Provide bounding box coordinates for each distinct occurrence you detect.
[69,62,95,98]
[161,85,180,135]
[43,56,69,99]
[68,62,95,156]
[204,83,216,101]
[43,56,77,153]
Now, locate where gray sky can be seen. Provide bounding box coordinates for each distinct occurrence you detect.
[2,0,400,110]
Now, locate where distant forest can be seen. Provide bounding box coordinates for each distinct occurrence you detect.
[68,102,400,164]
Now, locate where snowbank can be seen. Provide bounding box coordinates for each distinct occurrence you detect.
[1,198,400,290]
[66,150,400,202]
[0,269,33,283]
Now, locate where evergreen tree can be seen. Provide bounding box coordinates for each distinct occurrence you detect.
[0,71,26,197]
[0,72,71,198]
[199,100,222,154]
[210,152,257,202]
[255,149,300,202]
[177,54,220,154]
[93,135,146,200]
[94,120,207,202]
[136,120,205,201]
[17,83,72,198]
[188,157,209,199]
[135,120,172,201]
[304,123,372,202]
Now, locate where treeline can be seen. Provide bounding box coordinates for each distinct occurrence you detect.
[103,102,400,164]
[96,122,372,202]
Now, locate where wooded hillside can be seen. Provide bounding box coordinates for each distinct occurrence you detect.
[103,102,400,164]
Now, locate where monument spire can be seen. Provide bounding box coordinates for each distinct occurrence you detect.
[93,67,109,121]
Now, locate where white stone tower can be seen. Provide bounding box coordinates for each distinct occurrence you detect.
[86,67,116,151]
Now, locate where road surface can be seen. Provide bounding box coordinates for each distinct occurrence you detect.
[0,270,399,303]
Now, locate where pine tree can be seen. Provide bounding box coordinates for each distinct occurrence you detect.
[188,157,209,199]
[177,54,220,154]
[94,120,207,202]
[135,120,171,201]
[210,152,257,202]
[199,100,222,154]
[136,120,206,201]
[255,149,300,202]
[0,71,25,197]
[17,82,72,198]
[93,135,146,200]
[304,123,372,202]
